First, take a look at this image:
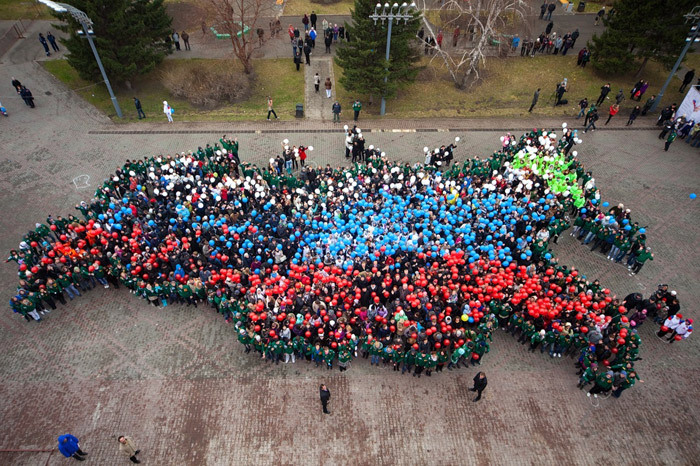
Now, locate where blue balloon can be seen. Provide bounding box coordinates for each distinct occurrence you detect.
[691,193,697,199]
[639,228,646,234]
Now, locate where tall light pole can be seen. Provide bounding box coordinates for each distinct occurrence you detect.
[370,2,417,116]
[37,0,123,118]
[650,6,700,113]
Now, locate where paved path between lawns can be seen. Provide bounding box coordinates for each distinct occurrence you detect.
[304,55,335,120]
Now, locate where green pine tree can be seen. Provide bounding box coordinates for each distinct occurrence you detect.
[53,0,172,86]
[589,0,695,75]
[335,0,421,104]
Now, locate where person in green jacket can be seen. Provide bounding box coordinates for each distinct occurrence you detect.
[629,247,653,275]
[391,348,404,372]
[664,130,677,151]
[413,351,427,378]
[529,329,545,352]
[402,348,417,374]
[612,371,637,398]
[323,347,336,370]
[338,347,352,371]
[425,351,438,377]
[577,363,597,390]
[587,370,613,397]
[352,99,362,121]
[238,329,252,353]
[436,348,449,372]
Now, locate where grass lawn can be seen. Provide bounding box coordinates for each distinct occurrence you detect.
[283,0,354,16]
[682,53,700,73]
[0,0,53,19]
[333,55,685,119]
[42,58,305,122]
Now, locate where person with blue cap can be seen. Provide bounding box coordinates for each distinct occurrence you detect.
[57,433,87,461]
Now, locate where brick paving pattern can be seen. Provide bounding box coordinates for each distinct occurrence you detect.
[1,15,699,466]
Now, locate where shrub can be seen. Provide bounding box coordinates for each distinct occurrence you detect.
[162,61,252,108]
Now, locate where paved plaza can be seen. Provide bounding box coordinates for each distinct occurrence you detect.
[1,17,700,466]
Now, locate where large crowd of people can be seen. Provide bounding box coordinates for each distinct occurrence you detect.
[8,126,689,396]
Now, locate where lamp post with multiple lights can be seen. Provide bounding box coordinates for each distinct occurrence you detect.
[369,2,417,116]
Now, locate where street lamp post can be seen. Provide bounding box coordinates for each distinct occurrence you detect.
[650,6,700,113]
[370,2,416,116]
[37,0,123,118]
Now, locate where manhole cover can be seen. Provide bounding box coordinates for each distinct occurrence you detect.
[45,91,52,95]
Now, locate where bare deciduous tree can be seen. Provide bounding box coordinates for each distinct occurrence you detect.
[203,0,271,74]
[418,0,527,89]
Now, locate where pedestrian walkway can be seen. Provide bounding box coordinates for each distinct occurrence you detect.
[304,56,334,120]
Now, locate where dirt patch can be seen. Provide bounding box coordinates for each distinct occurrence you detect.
[166,1,211,32]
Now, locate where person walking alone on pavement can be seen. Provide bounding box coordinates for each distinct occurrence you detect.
[529,88,540,112]
[332,101,341,122]
[469,371,488,402]
[163,100,173,122]
[58,434,88,461]
[134,97,146,119]
[325,77,332,98]
[314,73,321,93]
[320,384,331,414]
[267,96,278,120]
[118,435,142,464]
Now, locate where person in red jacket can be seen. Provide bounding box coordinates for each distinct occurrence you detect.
[605,103,619,125]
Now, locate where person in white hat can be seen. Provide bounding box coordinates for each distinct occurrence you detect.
[163,101,173,123]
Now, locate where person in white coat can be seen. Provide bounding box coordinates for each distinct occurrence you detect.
[163,100,173,123]
[668,318,693,343]
[657,313,682,338]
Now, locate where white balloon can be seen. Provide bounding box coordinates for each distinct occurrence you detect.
[283,139,289,144]
[424,147,429,152]
[562,122,567,128]
[308,146,314,151]
[455,137,460,142]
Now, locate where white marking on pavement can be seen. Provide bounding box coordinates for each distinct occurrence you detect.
[73,175,90,189]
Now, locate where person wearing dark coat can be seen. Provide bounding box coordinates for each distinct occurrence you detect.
[319,384,331,414]
[596,83,611,106]
[545,21,553,35]
[20,86,35,108]
[570,28,580,47]
[529,88,540,112]
[324,31,332,53]
[304,43,312,65]
[680,69,695,93]
[38,33,50,56]
[469,371,488,402]
[11,77,21,93]
[47,31,59,52]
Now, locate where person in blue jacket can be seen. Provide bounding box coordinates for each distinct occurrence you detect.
[58,434,88,461]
